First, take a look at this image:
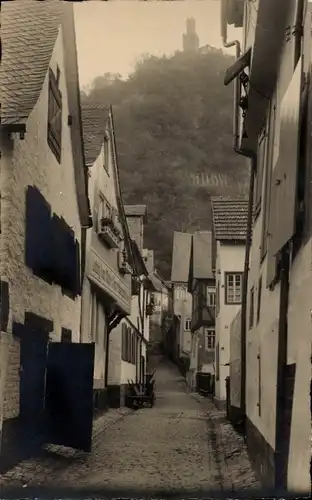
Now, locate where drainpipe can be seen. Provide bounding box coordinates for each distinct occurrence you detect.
[221,5,256,426]
[220,1,242,156]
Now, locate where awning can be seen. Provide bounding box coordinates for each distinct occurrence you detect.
[224,47,252,86]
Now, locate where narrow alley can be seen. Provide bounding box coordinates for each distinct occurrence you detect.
[0,359,259,496]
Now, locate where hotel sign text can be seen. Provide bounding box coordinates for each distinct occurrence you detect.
[89,251,131,313]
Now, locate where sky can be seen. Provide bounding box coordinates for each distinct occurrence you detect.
[74,0,242,91]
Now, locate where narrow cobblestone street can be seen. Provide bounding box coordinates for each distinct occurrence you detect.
[0,360,259,496]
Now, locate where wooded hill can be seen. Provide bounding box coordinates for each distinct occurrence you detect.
[81,50,249,279]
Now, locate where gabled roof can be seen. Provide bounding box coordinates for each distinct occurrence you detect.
[1,0,62,125]
[81,104,109,166]
[211,196,248,241]
[108,108,136,271]
[62,3,92,228]
[1,0,91,227]
[191,231,214,281]
[170,232,192,283]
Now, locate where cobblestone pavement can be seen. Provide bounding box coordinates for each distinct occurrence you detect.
[0,360,260,496]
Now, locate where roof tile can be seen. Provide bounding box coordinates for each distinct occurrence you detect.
[211,196,248,241]
[1,0,62,124]
[81,104,109,166]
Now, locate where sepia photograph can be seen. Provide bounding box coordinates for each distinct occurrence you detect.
[0,0,311,498]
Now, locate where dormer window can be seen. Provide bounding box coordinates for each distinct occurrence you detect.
[104,133,109,174]
[47,67,62,163]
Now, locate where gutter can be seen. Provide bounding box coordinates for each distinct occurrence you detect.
[220,3,256,425]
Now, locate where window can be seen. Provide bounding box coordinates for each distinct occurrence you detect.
[104,133,110,174]
[206,286,216,306]
[216,280,220,315]
[257,276,262,324]
[47,67,62,163]
[175,285,186,301]
[254,129,267,218]
[205,329,215,350]
[215,343,220,381]
[98,195,112,231]
[99,195,111,220]
[193,288,198,311]
[225,273,243,304]
[249,287,254,329]
[185,318,191,331]
[122,326,136,364]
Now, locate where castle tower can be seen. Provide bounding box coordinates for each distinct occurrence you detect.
[182,17,199,53]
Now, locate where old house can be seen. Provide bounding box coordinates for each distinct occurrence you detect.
[222,0,311,492]
[211,196,248,408]
[80,104,133,413]
[187,231,216,391]
[107,205,155,405]
[170,232,193,369]
[143,250,164,348]
[0,0,93,464]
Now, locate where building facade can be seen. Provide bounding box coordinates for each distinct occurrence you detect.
[80,105,133,413]
[0,0,92,465]
[222,0,311,492]
[107,205,154,405]
[187,231,216,390]
[211,196,247,407]
[170,231,193,370]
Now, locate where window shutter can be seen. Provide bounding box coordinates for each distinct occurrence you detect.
[127,327,131,363]
[270,57,303,256]
[216,343,220,381]
[122,323,126,361]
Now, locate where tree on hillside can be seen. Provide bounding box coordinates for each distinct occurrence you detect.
[82,51,249,278]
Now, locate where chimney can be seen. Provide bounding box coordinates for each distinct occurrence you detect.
[124,205,147,252]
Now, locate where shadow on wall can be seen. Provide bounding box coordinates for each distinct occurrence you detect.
[25,185,81,298]
[0,280,10,331]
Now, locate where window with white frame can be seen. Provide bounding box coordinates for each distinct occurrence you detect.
[98,195,112,226]
[206,286,216,306]
[185,317,191,331]
[225,272,243,304]
[205,329,215,350]
[175,285,186,301]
